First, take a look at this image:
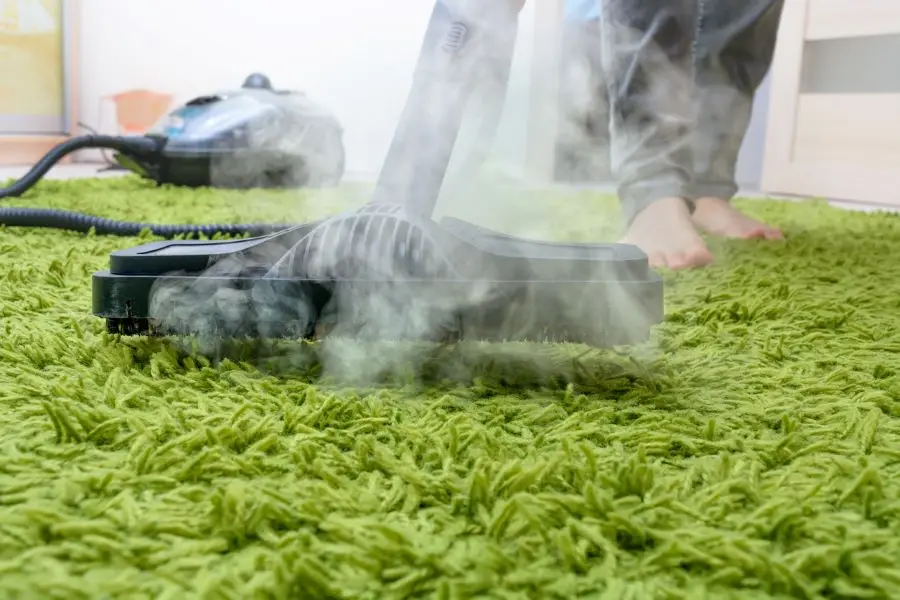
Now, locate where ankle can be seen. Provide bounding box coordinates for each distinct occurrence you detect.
[627,196,703,237]
[693,197,730,209]
[639,196,694,218]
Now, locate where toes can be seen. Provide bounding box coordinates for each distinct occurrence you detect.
[648,251,667,269]
[764,227,784,240]
[739,226,768,239]
[740,225,784,240]
[666,247,713,270]
[687,246,714,267]
[665,253,691,270]
[691,201,782,241]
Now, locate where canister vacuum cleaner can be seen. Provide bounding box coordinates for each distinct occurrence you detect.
[0,72,345,237]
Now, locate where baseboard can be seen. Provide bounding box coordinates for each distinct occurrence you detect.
[0,136,72,166]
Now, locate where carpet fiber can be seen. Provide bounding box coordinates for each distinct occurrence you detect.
[2,177,900,599]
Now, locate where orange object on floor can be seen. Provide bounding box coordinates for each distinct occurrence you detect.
[106,90,173,134]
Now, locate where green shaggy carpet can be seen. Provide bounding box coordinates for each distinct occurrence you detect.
[3,177,900,600]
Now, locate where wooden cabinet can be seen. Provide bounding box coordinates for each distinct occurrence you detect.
[0,0,78,165]
[762,0,900,206]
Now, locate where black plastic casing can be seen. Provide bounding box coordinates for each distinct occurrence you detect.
[92,217,664,347]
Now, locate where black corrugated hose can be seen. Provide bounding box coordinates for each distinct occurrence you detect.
[0,135,287,238]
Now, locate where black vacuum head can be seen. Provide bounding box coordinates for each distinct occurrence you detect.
[92,212,663,347]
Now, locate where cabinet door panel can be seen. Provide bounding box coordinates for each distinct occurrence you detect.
[762,0,900,206]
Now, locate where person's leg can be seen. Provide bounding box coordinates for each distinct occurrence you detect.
[599,0,712,269]
[687,0,785,239]
[557,17,607,182]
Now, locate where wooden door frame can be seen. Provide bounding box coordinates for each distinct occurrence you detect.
[524,0,564,185]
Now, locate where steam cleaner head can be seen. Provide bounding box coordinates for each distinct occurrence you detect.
[92,213,664,347]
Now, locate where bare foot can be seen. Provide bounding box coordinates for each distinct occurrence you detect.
[621,197,714,270]
[692,197,783,240]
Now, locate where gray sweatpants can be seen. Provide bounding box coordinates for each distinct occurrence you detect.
[598,0,785,223]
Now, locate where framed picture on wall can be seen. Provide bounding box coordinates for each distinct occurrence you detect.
[0,0,78,166]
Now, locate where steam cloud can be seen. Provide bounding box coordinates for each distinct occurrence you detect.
[147,0,767,385]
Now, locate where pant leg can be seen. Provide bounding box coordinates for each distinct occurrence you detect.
[686,0,784,201]
[557,18,609,182]
[599,0,698,225]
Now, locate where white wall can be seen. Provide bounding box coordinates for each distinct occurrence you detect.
[76,0,538,177]
[75,0,768,188]
[735,75,771,189]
